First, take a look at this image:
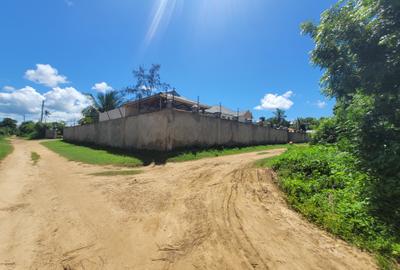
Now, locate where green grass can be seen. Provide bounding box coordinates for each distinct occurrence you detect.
[42,140,293,167]
[41,140,143,167]
[0,137,13,162]
[260,145,400,269]
[166,144,291,162]
[89,170,143,177]
[31,151,40,165]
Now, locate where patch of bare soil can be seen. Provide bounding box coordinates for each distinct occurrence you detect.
[0,139,377,269]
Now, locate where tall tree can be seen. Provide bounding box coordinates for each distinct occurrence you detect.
[272,109,288,127]
[0,118,17,130]
[80,91,124,124]
[0,118,17,135]
[90,91,124,113]
[302,0,400,227]
[126,64,172,99]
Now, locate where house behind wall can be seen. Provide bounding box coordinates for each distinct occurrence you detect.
[99,91,210,122]
[65,108,308,151]
[99,91,255,123]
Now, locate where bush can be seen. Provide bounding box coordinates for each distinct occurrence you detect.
[28,122,49,139]
[269,145,399,265]
[17,121,36,137]
[311,117,338,144]
[0,127,11,137]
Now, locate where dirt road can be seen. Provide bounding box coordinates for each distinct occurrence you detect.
[0,139,377,270]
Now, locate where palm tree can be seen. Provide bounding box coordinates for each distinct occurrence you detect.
[273,109,287,126]
[90,91,124,113]
[44,110,51,123]
[80,91,124,124]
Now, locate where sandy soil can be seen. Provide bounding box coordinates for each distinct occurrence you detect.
[0,139,377,270]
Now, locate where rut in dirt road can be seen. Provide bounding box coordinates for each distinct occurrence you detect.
[0,139,377,270]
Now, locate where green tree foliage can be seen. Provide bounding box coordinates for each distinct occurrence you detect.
[29,122,48,139]
[17,121,65,139]
[311,117,339,144]
[79,106,99,125]
[291,117,323,131]
[0,118,17,135]
[17,121,36,136]
[80,91,124,125]
[126,64,172,99]
[263,109,290,128]
[50,121,66,136]
[302,0,400,232]
[273,109,287,126]
[91,91,124,113]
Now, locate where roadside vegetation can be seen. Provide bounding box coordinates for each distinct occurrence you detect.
[42,140,292,167]
[257,1,400,268]
[258,146,399,269]
[0,116,65,140]
[0,137,13,162]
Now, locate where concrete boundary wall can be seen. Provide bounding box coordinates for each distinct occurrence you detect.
[64,109,308,151]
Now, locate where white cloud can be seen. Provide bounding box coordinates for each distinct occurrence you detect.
[0,86,91,122]
[316,100,327,109]
[25,64,68,87]
[254,91,294,110]
[92,82,113,93]
[0,86,44,115]
[2,85,15,92]
[44,87,92,118]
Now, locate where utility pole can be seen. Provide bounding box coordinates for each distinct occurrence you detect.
[40,100,45,123]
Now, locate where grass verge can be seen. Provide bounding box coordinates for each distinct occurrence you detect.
[259,145,399,269]
[166,144,292,163]
[42,140,293,166]
[41,140,143,167]
[31,152,40,165]
[0,137,13,162]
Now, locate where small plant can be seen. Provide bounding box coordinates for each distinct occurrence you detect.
[31,152,40,165]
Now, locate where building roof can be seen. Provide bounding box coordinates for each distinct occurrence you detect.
[124,92,210,110]
[206,105,251,117]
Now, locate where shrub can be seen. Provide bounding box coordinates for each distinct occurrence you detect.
[311,117,338,144]
[269,145,399,265]
[0,127,11,137]
[17,121,36,137]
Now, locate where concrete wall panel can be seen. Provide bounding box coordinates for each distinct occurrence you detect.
[64,109,308,151]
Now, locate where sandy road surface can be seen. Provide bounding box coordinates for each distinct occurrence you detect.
[0,139,377,270]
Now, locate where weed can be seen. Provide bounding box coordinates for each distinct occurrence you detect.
[31,152,40,165]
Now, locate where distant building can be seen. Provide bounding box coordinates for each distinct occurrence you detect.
[205,105,253,123]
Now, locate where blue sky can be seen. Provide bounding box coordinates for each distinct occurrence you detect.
[0,0,337,123]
